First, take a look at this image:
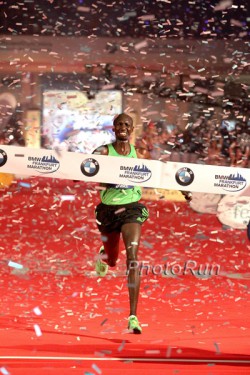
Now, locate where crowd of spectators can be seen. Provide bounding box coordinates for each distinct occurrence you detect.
[1,104,249,169]
[135,119,250,168]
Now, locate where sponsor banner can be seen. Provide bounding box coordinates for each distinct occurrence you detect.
[160,162,250,196]
[0,149,7,167]
[0,145,249,196]
[0,146,162,188]
[27,155,60,174]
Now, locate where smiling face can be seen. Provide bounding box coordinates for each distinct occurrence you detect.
[113,114,134,141]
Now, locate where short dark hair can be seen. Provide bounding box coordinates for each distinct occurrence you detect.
[113,113,133,125]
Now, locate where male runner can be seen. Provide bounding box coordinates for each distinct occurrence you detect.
[93,113,149,334]
[93,113,192,333]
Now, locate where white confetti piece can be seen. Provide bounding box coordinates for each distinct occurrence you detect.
[34,324,42,337]
[60,195,75,201]
[91,364,102,374]
[77,6,91,12]
[33,307,42,316]
[145,350,160,354]
[134,40,148,51]
[214,0,233,11]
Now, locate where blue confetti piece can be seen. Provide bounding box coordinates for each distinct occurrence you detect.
[0,367,10,375]
[18,182,31,188]
[8,260,23,269]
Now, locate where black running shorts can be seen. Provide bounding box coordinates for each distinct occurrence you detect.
[95,201,149,233]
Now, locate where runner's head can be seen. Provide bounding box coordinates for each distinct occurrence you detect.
[113,113,134,142]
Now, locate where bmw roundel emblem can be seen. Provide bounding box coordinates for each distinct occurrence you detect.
[175,167,194,186]
[80,158,100,177]
[0,149,7,167]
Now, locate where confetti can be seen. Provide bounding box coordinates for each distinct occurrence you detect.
[60,195,75,201]
[33,324,42,337]
[8,261,23,269]
[214,0,233,11]
[18,182,31,188]
[0,368,10,375]
[166,346,172,358]
[134,41,148,51]
[0,2,249,371]
[214,342,220,354]
[118,340,126,352]
[33,307,42,316]
[91,364,102,374]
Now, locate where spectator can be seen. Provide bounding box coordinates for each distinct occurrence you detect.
[135,121,160,159]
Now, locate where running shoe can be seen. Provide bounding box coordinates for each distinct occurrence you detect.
[95,246,108,277]
[128,315,142,334]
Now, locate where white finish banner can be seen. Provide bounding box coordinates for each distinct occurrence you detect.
[0,145,249,196]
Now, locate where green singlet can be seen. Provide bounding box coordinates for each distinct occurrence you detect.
[100,143,142,205]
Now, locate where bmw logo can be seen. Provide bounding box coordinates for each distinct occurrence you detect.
[175,167,194,186]
[0,149,7,167]
[80,158,100,177]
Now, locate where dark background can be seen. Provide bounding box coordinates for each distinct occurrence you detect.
[1,0,249,39]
